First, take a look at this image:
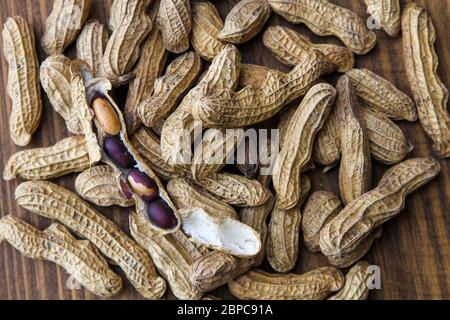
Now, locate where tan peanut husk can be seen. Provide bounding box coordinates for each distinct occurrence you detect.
[273,83,336,210]
[190,44,334,128]
[125,28,167,134]
[320,158,441,266]
[302,191,342,252]
[190,1,225,61]
[402,4,450,158]
[130,127,190,180]
[196,172,270,207]
[4,136,90,181]
[129,211,204,300]
[239,63,275,88]
[138,51,201,128]
[80,70,181,234]
[267,0,376,55]
[315,107,412,166]
[334,75,372,205]
[167,177,238,220]
[218,0,271,44]
[228,267,345,300]
[346,68,416,122]
[158,0,192,53]
[0,215,123,298]
[102,0,152,86]
[15,181,166,299]
[328,261,373,300]
[42,0,91,55]
[75,165,135,207]
[76,20,108,77]
[191,128,244,180]
[3,16,42,146]
[263,26,354,73]
[364,0,401,37]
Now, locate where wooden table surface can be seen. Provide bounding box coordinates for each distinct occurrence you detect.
[1,0,449,300]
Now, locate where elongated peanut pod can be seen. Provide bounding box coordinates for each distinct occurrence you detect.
[75,165,135,207]
[102,0,152,86]
[334,75,372,205]
[138,51,201,128]
[402,4,450,158]
[3,16,42,146]
[158,0,192,53]
[268,0,376,54]
[196,172,270,207]
[125,28,167,134]
[346,68,416,122]
[229,267,344,300]
[320,158,441,265]
[328,261,373,300]
[218,0,271,44]
[191,46,333,128]
[4,136,90,181]
[42,0,91,55]
[190,1,225,61]
[40,54,83,134]
[364,0,401,37]
[273,83,336,209]
[15,181,166,299]
[130,212,204,300]
[0,215,122,297]
[76,20,108,77]
[263,26,354,73]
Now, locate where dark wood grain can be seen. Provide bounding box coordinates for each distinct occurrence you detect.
[1,0,449,300]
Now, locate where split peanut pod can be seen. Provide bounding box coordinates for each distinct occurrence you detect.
[228,267,345,300]
[273,83,336,210]
[157,0,192,53]
[42,0,91,55]
[40,54,83,134]
[403,4,450,158]
[0,215,122,298]
[73,62,180,233]
[102,0,152,86]
[267,0,376,55]
[130,212,205,300]
[75,165,135,207]
[218,0,271,44]
[320,158,441,266]
[2,16,42,146]
[15,181,166,299]
[263,25,354,73]
[3,136,90,181]
[180,208,261,258]
[125,28,167,134]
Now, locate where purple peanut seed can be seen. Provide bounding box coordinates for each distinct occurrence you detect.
[146,199,177,229]
[103,136,136,169]
[127,168,159,202]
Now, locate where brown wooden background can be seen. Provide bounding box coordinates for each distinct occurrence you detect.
[1,0,449,300]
